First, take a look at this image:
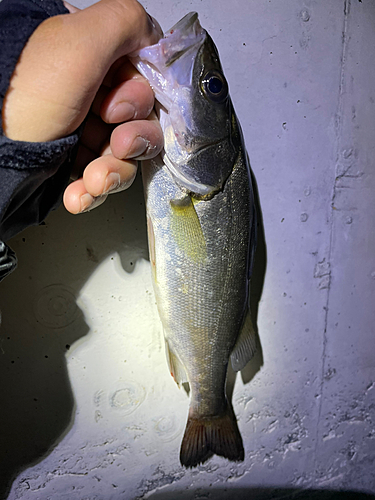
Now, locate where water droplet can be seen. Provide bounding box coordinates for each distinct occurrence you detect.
[110,382,146,415]
[153,415,181,442]
[345,216,353,224]
[304,187,311,196]
[34,284,77,328]
[300,213,308,222]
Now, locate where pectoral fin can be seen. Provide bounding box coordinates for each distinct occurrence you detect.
[230,310,257,372]
[170,196,207,263]
[165,337,188,387]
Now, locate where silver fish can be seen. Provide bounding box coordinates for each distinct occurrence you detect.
[132,12,257,467]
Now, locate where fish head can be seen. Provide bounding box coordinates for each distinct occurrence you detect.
[133,12,239,198]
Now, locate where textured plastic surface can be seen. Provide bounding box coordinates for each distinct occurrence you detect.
[1,1,375,499]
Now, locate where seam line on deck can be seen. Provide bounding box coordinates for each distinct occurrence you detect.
[313,0,351,480]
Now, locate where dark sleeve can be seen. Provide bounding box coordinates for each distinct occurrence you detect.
[0,0,82,282]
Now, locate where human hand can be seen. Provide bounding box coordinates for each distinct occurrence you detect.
[2,0,164,214]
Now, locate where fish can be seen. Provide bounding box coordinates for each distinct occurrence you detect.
[131,12,257,467]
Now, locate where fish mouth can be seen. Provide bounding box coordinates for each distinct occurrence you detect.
[131,12,206,109]
[163,12,206,75]
[165,43,200,67]
[166,12,199,36]
[164,13,202,67]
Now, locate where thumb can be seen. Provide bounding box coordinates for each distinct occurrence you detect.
[3,0,162,142]
[59,0,162,77]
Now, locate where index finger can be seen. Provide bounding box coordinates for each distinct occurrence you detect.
[100,60,155,124]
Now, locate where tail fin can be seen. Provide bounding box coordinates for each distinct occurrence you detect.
[179,406,244,467]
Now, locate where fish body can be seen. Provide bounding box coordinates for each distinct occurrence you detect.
[132,13,257,467]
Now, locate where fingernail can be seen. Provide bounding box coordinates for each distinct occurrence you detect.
[147,13,163,38]
[130,136,149,158]
[108,102,135,123]
[80,193,107,213]
[103,172,121,194]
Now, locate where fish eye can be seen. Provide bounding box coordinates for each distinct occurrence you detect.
[201,71,228,103]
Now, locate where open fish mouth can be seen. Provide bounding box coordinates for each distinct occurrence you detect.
[133,12,235,196]
[165,43,200,67]
[132,12,206,108]
[166,11,199,35]
[164,13,204,67]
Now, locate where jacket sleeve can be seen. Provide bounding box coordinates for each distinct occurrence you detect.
[0,0,82,282]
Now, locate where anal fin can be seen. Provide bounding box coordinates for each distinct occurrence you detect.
[165,338,188,387]
[230,310,257,372]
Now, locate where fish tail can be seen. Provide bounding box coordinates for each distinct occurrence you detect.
[179,405,244,467]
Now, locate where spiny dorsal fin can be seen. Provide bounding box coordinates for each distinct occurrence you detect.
[230,310,257,372]
[165,338,188,387]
